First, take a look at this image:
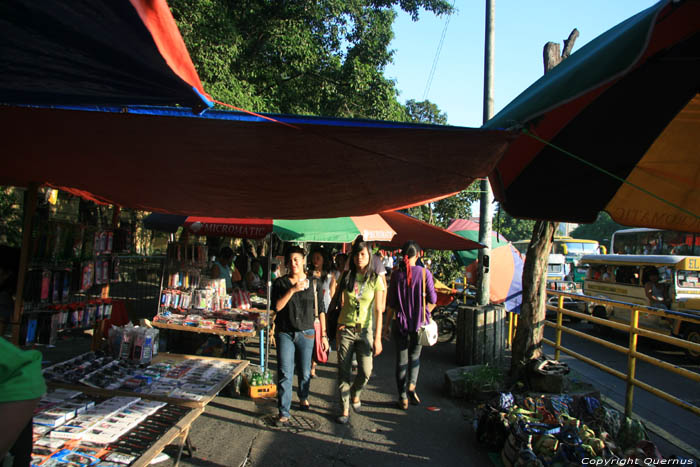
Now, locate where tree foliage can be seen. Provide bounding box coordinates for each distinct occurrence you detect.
[405,99,448,125]
[493,205,535,242]
[169,0,453,120]
[0,187,22,247]
[570,211,624,246]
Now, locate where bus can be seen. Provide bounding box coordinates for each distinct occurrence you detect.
[580,254,700,358]
[610,228,699,256]
[512,236,606,284]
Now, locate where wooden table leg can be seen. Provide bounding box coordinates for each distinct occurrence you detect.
[173,427,191,467]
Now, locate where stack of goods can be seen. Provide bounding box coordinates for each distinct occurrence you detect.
[109,325,160,364]
[156,279,267,333]
[21,299,114,347]
[31,389,190,466]
[43,353,239,402]
[474,392,670,466]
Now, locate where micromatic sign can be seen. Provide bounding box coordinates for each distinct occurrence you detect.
[188,222,270,238]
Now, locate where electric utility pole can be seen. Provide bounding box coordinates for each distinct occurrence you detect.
[477,0,495,306]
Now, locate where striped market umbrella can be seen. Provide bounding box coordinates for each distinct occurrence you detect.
[143,213,396,243]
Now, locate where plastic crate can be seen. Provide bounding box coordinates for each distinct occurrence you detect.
[249,384,277,399]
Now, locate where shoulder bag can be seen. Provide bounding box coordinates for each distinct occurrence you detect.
[325,271,348,341]
[417,268,438,346]
[312,279,328,363]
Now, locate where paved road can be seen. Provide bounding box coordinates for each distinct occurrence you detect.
[543,318,700,457]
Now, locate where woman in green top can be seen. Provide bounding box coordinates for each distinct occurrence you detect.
[335,237,385,424]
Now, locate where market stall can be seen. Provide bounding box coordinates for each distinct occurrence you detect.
[143,213,398,370]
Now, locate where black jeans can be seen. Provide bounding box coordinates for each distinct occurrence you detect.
[392,321,423,400]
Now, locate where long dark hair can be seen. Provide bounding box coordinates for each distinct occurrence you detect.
[346,237,376,292]
[399,241,422,286]
[309,246,330,283]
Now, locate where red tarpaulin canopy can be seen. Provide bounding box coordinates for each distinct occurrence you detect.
[379,211,483,251]
[0,105,516,219]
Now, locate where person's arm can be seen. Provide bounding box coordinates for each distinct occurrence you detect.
[426,270,438,313]
[373,277,386,356]
[329,274,337,301]
[320,312,329,351]
[383,306,395,340]
[644,282,663,304]
[1,399,39,458]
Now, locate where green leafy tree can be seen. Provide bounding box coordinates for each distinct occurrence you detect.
[493,205,535,242]
[570,211,624,246]
[169,0,453,120]
[405,99,448,125]
[0,187,22,247]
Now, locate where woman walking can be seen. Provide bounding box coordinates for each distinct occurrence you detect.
[383,241,437,410]
[271,246,328,426]
[335,237,385,424]
[308,246,333,377]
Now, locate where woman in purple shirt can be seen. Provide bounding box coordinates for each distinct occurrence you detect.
[383,241,437,410]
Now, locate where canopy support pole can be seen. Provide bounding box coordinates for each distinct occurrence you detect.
[264,234,274,372]
[11,183,38,345]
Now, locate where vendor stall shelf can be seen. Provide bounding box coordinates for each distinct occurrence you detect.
[47,353,249,409]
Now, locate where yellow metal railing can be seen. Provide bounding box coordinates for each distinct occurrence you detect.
[543,290,700,418]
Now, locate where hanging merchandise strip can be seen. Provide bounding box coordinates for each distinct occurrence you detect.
[522,127,700,222]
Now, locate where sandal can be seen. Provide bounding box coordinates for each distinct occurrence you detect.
[275,416,290,427]
[299,400,310,411]
[408,390,421,406]
[398,399,408,410]
[336,415,350,424]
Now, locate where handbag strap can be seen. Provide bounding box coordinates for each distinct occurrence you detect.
[422,267,427,324]
[313,280,319,318]
[328,270,348,312]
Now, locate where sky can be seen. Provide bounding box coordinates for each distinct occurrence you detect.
[385,0,660,128]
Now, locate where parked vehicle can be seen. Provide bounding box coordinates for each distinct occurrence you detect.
[580,254,700,359]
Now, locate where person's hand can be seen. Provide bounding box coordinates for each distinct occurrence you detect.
[373,337,383,357]
[321,336,330,352]
[292,278,308,293]
[382,325,391,341]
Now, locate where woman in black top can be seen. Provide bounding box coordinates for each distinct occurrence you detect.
[272,246,328,426]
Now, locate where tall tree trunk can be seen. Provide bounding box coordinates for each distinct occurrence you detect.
[510,28,577,379]
[510,220,558,377]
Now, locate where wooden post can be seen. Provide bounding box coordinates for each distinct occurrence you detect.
[11,183,39,345]
[510,29,578,378]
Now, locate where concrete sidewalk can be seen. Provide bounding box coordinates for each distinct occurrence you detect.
[162,339,489,466]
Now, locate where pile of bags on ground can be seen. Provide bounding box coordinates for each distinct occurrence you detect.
[475,392,695,466]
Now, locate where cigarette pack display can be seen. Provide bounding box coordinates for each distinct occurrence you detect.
[49,425,86,439]
[35,413,67,427]
[35,437,67,450]
[105,451,136,464]
[31,453,50,466]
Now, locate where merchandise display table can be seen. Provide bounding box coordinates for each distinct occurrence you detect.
[31,389,205,467]
[47,353,249,409]
[130,406,203,467]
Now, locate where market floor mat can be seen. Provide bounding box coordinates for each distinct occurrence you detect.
[258,414,320,432]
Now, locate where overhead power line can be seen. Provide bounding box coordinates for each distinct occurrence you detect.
[422,2,455,101]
